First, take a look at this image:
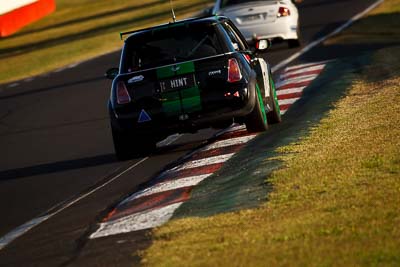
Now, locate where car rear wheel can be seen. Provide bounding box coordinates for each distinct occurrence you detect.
[288,38,301,48]
[245,84,268,133]
[111,126,156,160]
[266,75,282,124]
[288,25,301,48]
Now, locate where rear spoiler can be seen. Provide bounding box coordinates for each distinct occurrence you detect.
[119,30,137,40]
[118,15,227,40]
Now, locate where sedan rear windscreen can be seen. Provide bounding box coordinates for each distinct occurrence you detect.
[221,0,269,8]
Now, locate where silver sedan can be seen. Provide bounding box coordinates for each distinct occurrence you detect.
[212,0,301,48]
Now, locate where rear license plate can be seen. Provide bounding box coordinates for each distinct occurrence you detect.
[159,74,196,92]
[242,14,264,22]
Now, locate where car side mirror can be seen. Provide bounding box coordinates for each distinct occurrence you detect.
[255,39,271,52]
[105,68,119,80]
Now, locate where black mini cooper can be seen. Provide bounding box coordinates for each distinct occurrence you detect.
[106,16,281,160]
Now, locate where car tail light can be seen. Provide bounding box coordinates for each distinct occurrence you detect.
[244,54,251,64]
[227,58,242,83]
[277,7,291,17]
[116,81,131,104]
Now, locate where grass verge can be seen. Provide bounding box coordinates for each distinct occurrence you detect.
[0,0,212,84]
[140,0,400,266]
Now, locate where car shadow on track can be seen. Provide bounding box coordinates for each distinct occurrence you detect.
[0,154,117,181]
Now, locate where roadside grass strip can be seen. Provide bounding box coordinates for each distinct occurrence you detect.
[90,130,258,239]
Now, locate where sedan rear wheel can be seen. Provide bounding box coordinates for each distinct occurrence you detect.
[288,25,301,48]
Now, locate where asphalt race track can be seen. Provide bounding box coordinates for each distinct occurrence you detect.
[0,0,379,266]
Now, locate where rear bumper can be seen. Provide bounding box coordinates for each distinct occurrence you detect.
[110,83,256,136]
[236,17,298,42]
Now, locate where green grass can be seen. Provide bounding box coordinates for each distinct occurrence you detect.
[0,0,213,84]
[140,0,400,266]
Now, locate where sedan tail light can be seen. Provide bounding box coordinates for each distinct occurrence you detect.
[277,7,291,17]
[116,81,131,104]
[227,58,242,83]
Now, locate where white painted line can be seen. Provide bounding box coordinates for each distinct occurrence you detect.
[277,86,306,96]
[271,0,384,73]
[7,83,19,88]
[0,215,49,250]
[24,77,34,83]
[275,74,318,89]
[280,64,326,79]
[120,174,211,205]
[0,157,150,250]
[0,130,187,250]
[278,97,301,106]
[90,202,183,239]
[202,134,257,151]
[171,153,235,172]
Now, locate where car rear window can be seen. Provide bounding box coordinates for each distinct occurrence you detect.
[122,23,223,72]
[221,0,268,8]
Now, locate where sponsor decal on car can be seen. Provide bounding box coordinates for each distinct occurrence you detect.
[127,75,144,84]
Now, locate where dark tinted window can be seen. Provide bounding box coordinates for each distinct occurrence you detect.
[122,23,223,72]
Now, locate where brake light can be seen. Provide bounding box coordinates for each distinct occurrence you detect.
[277,7,290,17]
[116,81,131,104]
[227,58,242,83]
[244,54,251,64]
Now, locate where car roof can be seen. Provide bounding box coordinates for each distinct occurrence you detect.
[122,15,230,42]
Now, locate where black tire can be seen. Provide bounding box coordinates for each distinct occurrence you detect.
[245,84,268,133]
[288,38,301,48]
[288,25,301,48]
[111,127,156,161]
[266,75,282,124]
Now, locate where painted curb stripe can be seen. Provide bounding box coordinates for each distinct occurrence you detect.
[202,134,257,151]
[283,61,330,72]
[281,68,324,80]
[275,74,319,89]
[277,80,315,91]
[277,87,306,96]
[277,91,303,100]
[108,187,192,221]
[278,97,301,106]
[189,144,244,161]
[120,174,211,206]
[280,64,326,78]
[279,104,292,111]
[170,153,235,172]
[157,163,224,183]
[90,202,183,239]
